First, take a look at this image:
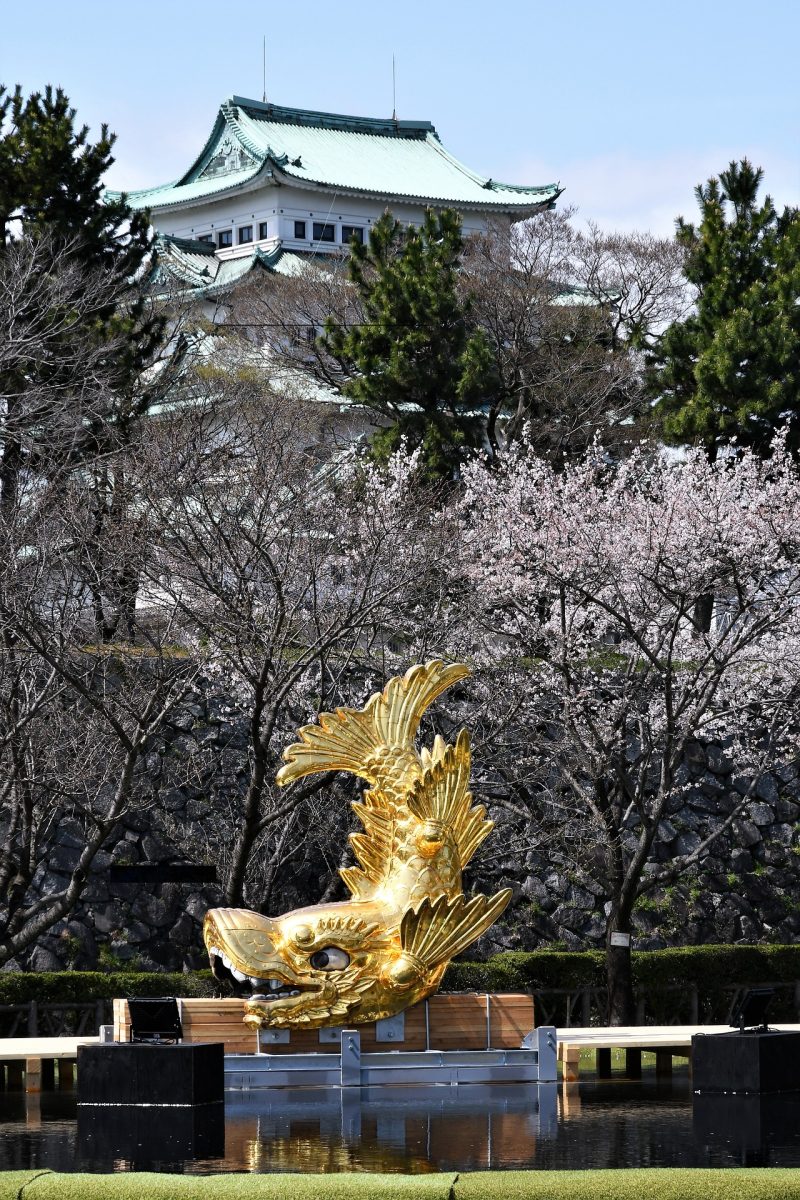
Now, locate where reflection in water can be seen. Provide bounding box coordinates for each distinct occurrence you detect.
[692,1092,800,1168]
[1,1070,800,1173]
[221,1085,556,1174]
[77,1104,225,1169]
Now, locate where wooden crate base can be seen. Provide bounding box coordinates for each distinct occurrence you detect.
[113,993,534,1056]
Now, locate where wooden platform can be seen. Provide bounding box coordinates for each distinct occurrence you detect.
[113,993,535,1055]
[0,1035,99,1093]
[557,1022,800,1080]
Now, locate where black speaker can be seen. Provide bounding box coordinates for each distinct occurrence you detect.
[127,996,182,1043]
[692,1030,800,1094]
[77,1042,224,1106]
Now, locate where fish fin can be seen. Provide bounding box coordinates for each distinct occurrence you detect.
[339,866,372,901]
[276,661,469,788]
[418,734,448,771]
[407,729,494,868]
[400,889,512,968]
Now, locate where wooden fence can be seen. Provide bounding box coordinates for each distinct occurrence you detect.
[2,979,799,1040]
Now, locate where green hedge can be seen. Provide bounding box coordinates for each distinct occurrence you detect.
[3,1170,800,1200]
[0,970,215,1005]
[442,945,800,994]
[2,944,799,1009]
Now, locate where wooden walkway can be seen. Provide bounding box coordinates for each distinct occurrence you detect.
[0,1035,99,1092]
[557,1022,800,1080]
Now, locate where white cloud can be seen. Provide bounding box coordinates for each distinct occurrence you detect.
[507,148,800,236]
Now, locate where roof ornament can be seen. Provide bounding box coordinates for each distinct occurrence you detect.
[392,53,397,122]
[199,136,256,181]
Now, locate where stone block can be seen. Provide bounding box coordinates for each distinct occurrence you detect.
[706,746,735,775]
[756,775,779,804]
[92,903,125,935]
[733,819,762,847]
[132,895,171,927]
[674,831,701,856]
[140,835,172,863]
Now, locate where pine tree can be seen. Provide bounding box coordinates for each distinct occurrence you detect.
[0,84,165,511]
[321,208,495,480]
[649,160,800,457]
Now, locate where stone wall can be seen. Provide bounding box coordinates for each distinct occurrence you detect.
[482,742,800,954]
[16,699,800,971]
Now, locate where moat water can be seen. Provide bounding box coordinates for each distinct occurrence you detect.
[3,1069,800,1174]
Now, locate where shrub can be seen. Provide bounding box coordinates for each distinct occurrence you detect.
[0,971,215,1005]
[443,945,800,1022]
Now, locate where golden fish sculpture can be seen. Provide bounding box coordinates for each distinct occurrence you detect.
[203,660,511,1030]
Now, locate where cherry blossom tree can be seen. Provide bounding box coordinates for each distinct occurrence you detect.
[455,437,800,1022]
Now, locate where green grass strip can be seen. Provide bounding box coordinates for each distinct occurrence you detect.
[456,1168,800,1199]
[0,1170,52,1200]
[21,1170,456,1199]
[7,1169,800,1200]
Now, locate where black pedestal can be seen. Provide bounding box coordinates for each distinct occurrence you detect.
[77,1042,224,1106]
[692,1030,800,1094]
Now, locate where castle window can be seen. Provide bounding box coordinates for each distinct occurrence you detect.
[197,234,213,244]
[341,225,364,245]
[238,225,253,244]
[217,230,233,249]
[313,222,335,243]
[258,221,269,239]
[294,220,307,239]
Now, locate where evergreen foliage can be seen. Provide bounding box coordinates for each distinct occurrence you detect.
[0,84,165,483]
[650,159,800,456]
[321,208,495,480]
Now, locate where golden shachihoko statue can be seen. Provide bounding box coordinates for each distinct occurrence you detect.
[203,661,511,1030]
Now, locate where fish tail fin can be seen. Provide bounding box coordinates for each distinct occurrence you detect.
[400,889,513,969]
[407,729,494,867]
[276,660,469,788]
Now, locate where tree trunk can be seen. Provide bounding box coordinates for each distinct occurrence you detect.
[606,929,635,1026]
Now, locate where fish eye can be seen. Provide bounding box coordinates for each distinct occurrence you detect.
[310,946,350,971]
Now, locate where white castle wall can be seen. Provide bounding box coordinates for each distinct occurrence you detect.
[151,182,499,258]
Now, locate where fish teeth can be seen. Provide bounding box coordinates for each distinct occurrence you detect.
[268,978,283,992]
[230,968,247,983]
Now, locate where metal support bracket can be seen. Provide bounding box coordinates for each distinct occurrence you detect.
[260,1027,290,1045]
[340,1028,361,1086]
[319,1025,343,1044]
[375,1012,405,1043]
[532,1025,557,1081]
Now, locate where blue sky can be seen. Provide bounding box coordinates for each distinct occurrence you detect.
[2,0,797,234]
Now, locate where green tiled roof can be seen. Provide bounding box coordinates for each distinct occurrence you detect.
[150,235,330,297]
[114,97,561,214]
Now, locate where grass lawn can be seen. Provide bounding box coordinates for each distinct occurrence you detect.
[561,1048,690,1076]
[3,1170,800,1200]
